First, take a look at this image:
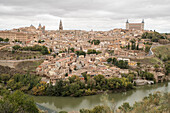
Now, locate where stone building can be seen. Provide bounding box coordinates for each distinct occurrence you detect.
[0,31,28,43]
[37,23,45,34]
[126,19,144,30]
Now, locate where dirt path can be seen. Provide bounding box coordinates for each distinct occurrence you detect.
[0,44,11,50]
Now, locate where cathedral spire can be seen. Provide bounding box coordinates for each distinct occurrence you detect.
[59,20,63,30]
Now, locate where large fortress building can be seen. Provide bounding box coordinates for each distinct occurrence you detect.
[126,19,144,30]
[0,31,28,43]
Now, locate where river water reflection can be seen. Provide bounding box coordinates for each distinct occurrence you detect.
[33,82,170,112]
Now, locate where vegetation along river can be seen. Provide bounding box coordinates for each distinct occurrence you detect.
[32,82,170,112]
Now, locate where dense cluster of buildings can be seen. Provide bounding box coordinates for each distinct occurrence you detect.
[0,19,167,85]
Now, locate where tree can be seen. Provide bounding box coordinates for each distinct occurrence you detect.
[134,43,136,50]
[158,54,162,59]
[94,75,105,88]
[32,81,47,96]
[87,49,96,54]
[4,38,9,42]
[0,37,3,41]
[70,48,75,52]
[89,39,100,45]
[54,80,64,96]
[82,73,88,83]
[7,79,15,90]
[16,56,20,60]
[80,105,111,113]
[12,45,21,50]
[41,47,49,55]
[112,58,117,64]
[69,83,80,94]
[107,58,112,63]
[136,43,139,50]
[76,51,86,57]
[130,39,135,43]
[131,42,136,50]
[0,90,39,113]
[68,75,77,83]
[96,51,102,55]
[65,73,68,77]
[117,60,128,69]
[50,48,53,52]
[154,64,159,72]
[0,100,15,113]
[137,62,141,67]
[127,43,130,49]
[118,102,132,112]
[145,45,151,53]
[38,40,41,43]
[0,74,10,84]
[59,111,68,113]
[7,90,39,113]
[108,50,114,55]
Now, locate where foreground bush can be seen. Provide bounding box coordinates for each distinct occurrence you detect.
[0,90,39,113]
[79,92,170,113]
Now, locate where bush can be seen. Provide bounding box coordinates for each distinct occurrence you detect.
[0,90,39,113]
[11,50,15,54]
[12,45,49,55]
[142,32,165,42]
[59,111,68,113]
[0,37,3,41]
[16,57,20,60]
[145,45,151,53]
[4,38,9,42]
[13,45,21,50]
[107,58,129,69]
[118,102,132,112]
[76,50,86,57]
[88,39,100,45]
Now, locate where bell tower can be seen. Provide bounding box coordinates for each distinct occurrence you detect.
[141,19,144,30]
[59,20,63,30]
[126,19,129,30]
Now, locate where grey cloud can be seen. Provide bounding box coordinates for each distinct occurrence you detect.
[0,0,170,32]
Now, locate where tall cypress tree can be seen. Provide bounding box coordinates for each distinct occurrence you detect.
[137,44,139,50]
[127,43,130,49]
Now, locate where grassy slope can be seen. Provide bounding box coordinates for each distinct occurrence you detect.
[0,50,42,60]
[132,45,170,66]
[15,60,44,73]
[152,45,170,59]
[132,57,163,66]
[0,60,43,75]
[0,65,24,75]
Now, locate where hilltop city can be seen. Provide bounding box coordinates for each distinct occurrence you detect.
[0,19,169,86]
[0,18,170,113]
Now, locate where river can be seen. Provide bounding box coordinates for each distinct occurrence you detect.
[33,82,170,112]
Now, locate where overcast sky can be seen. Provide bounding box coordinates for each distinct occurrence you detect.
[0,0,170,32]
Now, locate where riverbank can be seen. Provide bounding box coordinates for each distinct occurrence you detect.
[33,82,170,112]
[0,71,167,98]
[79,91,170,113]
[31,75,133,97]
